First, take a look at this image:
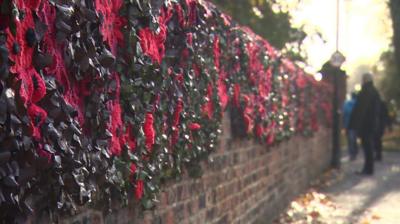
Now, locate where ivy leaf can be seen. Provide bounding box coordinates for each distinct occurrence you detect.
[141,198,154,209]
[138,170,149,180]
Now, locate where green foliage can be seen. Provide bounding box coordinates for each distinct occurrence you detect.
[377,49,400,105]
[389,0,400,71]
[211,0,306,55]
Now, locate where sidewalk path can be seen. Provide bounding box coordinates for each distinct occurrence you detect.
[323,151,400,223]
[275,151,400,224]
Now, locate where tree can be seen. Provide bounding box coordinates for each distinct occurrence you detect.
[389,0,400,71]
[376,49,400,105]
[211,0,306,60]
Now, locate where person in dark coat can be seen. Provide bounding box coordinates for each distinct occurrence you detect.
[349,73,381,175]
[374,100,390,161]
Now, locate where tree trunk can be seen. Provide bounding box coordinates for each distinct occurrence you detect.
[389,0,400,72]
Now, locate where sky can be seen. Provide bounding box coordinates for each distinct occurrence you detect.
[288,0,393,90]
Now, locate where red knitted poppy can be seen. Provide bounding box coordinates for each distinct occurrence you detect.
[122,124,137,152]
[213,36,220,71]
[95,0,125,54]
[186,0,197,25]
[233,84,240,107]
[135,180,144,200]
[144,112,155,151]
[202,84,214,119]
[138,8,173,64]
[189,123,201,131]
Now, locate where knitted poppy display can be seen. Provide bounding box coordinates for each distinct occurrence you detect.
[0,0,332,222]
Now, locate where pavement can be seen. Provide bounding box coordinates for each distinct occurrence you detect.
[321,151,400,224]
[275,150,400,224]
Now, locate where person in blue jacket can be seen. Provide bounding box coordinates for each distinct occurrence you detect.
[343,92,358,160]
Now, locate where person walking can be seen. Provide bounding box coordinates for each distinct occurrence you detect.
[342,92,358,161]
[349,73,381,175]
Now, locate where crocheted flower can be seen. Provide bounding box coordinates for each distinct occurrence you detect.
[255,124,264,138]
[135,180,144,200]
[213,36,221,71]
[138,8,173,64]
[202,84,214,119]
[144,112,155,152]
[186,0,197,25]
[95,0,125,54]
[189,123,201,131]
[6,1,47,139]
[122,124,137,152]
[233,84,241,107]
[217,70,228,111]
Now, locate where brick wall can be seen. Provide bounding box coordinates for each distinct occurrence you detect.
[52,114,331,224]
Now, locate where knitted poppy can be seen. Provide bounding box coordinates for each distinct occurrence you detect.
[233,83,240,107]
[243,114,253,134]
[6,1,48,140]
[6,2,45,105]
[266,121,276,145]
[282,58,296,74]
[221,14,231,26]
[135,180,144,200]
[202,84,214,119]
[193,63,201,77]
[186,33,193,46]
[95,0,125,54]
[258,105,266,115]
[172,99,183,127]
[185,0,197,25]
[246,42,264,85]
[217,71,228,111]
[37,1,87,125]
[189,123,201,131]
[243,94,254,133]
[213,35,220,71]
[122,124,136,152]
[138,7,173,64]
[143,112,155,152]
[27,104,48,140]
[37,143,52,163]
[6,8,35,76]
[25,0,41,11]
[255,124,264,138]
[266,132,275,145]
[282,94,289,107]
[175,73,184,85]
[266,67,272,93]
[175,4,185,27]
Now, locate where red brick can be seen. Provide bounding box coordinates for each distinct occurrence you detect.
[49,128,331,224]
